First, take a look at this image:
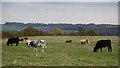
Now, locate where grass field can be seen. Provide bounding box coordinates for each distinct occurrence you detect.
[2,25,17,31]
[2,36,118,66]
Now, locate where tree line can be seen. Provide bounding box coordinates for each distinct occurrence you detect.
[3,22,119,36]
[2,26,99,38]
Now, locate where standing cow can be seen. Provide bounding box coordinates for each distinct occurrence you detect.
[7,37,22,46]
[93,40,112,52]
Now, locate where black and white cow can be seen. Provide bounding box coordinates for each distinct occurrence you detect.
[7,37,22,46]
[93,40,112,52]
[26,40,47,53]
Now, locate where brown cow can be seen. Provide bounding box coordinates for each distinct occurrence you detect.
[80,39,90,44]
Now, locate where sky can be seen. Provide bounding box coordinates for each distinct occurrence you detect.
[1,0,120,2]
[1,0,119,25]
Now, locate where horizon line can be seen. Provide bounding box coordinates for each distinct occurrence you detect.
[0,21,120,25]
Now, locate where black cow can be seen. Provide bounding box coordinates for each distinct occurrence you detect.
[66,40,72,43]
[93,40,112,52]
[7,37,22,46]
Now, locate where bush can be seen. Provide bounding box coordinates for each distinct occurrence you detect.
[53,28,64,36]
[2,31,16,38]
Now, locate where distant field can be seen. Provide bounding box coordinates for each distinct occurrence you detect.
[2,25,50,31]
[2,36,118,66]
[2,25,17,31]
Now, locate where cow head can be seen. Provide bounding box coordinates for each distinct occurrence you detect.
[26,42,30,47]
[93,47,98,52]
[86,39,90,44]
[20,38,24,41]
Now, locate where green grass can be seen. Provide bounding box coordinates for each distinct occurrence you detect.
[2,36,118,66]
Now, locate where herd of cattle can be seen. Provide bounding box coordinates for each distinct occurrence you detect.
[6,37,112,53]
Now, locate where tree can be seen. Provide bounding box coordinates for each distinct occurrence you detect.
[86,29,99,36]
[17,27,52,36]
[77,26,86,36]
[53,28,64,36]
[18,27,41,36]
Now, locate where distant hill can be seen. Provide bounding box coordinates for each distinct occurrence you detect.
[1,22,119,36]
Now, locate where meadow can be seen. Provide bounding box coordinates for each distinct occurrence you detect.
[2,36,118,66]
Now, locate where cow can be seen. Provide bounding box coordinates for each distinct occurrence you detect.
[66,40,72,43]
[93,40,112,52]
[24,37,29,40]
[7,37,22,46]
[20,37,29,41]
[26,40,47,53]
[21,38,31,45]
[80,39,90,44]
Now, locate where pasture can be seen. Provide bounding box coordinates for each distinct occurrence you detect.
[2,36,118,66]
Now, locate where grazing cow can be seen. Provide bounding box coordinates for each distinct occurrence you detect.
[24,37,29,40]
[21,37,31,46]
[21,38,31,44]
[7,37,22,46]
[80,39,90,44]
[66,40,72,43]
[21,37,29,41]
[26,40,47,53]
[93,40,112,52]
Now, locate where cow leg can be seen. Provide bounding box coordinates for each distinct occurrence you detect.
[108,46,112,52]
[108,47,110,52]
[35,48,38,56]
[96,48,98,52]
[33,47,37,53]
[42,45,45,48]
[41,45,45,52]
[45,45,47,48]
[33,48,36,53]
[35,47,38,52]
[100,47,102,52]
[110,47,112,52]
[35,48,38,53]
[33,47,38,56]
[16,43,19,46]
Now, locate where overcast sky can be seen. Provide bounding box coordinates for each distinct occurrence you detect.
[1,0,119,25]
[1,0,119,2]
